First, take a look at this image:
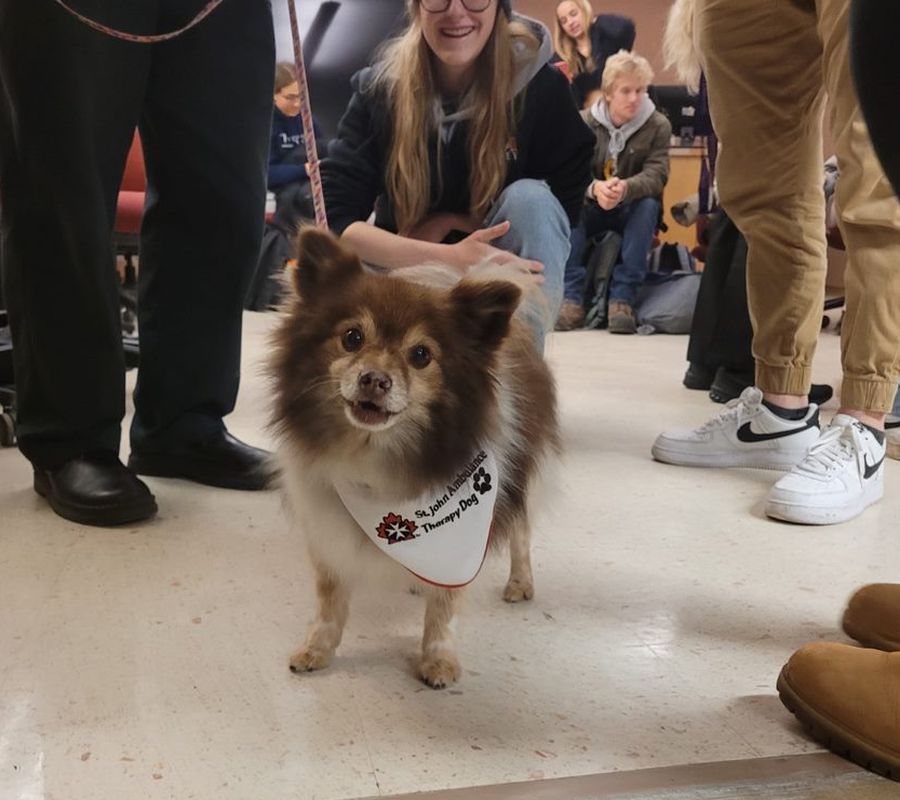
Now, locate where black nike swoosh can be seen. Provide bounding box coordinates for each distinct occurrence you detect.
[864,455,885,480]
[736,414,818,444]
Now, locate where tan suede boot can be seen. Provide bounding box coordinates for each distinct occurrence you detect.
[842,584,900,652]
[777,642,900,780]
[608,301,636,334]
[554,300,585,331]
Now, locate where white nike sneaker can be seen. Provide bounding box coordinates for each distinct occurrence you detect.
[652,386,820,469]
[885,415,900,461]
[765,414,886,525]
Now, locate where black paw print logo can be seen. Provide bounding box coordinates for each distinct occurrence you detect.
[473,467,492,495]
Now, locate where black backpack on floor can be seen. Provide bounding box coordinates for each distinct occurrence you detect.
[244,224,293,311]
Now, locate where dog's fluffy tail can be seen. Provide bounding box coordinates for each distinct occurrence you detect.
[664,0,701,93]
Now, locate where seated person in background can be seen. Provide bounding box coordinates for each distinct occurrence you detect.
[321,0,594,352]
[269,62,326,233]
[552,0,635,109]
[557,50,671,334]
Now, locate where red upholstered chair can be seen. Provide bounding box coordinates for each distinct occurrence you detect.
[114,130,145,262]
[113,131,144,345]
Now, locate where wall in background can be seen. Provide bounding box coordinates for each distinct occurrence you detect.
[280,1,681,136]
[279,2,679,89]
[514,0,677,83]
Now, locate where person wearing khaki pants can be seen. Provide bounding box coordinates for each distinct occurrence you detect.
[658,0,900,779]
[777,0,900,782]
[652,0,900,526]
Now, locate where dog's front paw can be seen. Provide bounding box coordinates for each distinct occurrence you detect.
[502,577,534,603]
[289,646,333,674]
[418,654,461,689]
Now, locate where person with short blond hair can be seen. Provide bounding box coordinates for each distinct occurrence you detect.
[556,49,671,333]
[599,50,653,95]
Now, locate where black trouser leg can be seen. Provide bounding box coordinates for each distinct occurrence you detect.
[130,0,274,451]
[0,0,152,467]
[851,1,900,196]
[686,209,754,375]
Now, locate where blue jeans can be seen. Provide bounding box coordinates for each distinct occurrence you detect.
[563,196,660,308]
[484,179,571,351]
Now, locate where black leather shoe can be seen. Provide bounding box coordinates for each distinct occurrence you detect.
[708,367,755,403]
[683,362,715,390]
[128,431,273,491]
[33,452,158,527]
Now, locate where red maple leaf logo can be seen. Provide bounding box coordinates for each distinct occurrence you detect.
[376,512,418,544]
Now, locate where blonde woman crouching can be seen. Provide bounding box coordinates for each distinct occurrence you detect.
[321,0,595,350]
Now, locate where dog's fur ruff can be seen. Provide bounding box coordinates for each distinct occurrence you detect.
[270,229,559,688]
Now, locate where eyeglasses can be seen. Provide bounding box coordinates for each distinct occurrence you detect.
[419,0,493,13]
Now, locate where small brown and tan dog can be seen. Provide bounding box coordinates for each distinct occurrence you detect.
[270,228,559,688]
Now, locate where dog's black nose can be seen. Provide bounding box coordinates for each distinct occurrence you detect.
[358,370,392,396]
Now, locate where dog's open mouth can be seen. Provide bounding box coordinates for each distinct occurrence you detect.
[347,400,394,427]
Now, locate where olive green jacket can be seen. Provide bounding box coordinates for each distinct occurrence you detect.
[580,108,672,202]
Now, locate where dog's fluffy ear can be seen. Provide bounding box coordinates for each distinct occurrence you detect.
[294,227,363,301]
[450,280,522,350]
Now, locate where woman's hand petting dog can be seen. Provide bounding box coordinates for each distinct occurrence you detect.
[407,216,544,282]
[446,222,545,283]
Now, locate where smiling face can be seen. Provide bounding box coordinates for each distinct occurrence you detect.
[418,0,498,95]
[556,0,586,41]
[272,229,521,486]
[332,309,440,434]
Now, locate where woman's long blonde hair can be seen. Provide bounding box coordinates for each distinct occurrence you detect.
[552,0,594,78]
[373,2,538,234]
[663,0,701,92]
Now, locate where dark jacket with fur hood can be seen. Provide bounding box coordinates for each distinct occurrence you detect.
[322,16,594,235]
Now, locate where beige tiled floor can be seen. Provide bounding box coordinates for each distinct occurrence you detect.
[1,315,897,800]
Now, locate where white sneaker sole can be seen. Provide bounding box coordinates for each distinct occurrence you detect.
[765,479,884,526]
[651,440,807,471]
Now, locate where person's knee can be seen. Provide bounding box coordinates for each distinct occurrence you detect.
[631,196,661,221]
[494,179,567,230]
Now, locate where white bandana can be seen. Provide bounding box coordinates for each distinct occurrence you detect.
[334,449,499,588]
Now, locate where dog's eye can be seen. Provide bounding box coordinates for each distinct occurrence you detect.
[342,328,364,352]
[409,345,432,369]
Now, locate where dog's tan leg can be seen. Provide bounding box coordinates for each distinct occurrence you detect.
[289,566,350,674]
[418,588,462,689]
[502,516,534,603]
